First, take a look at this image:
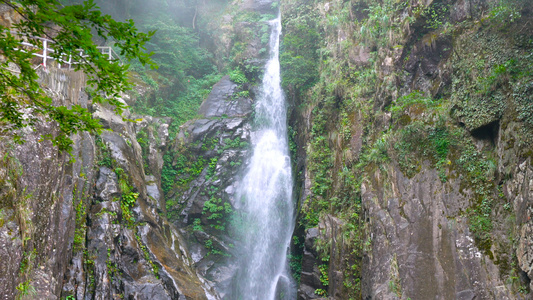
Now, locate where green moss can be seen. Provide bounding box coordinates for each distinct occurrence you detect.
[315,264,329,296]
[136,128,151,172]
[15,279,36,299]
[135,232,159,278]
[121,191,138,228]
[279,0,321,95]
[106,248,120,283]
[73,196,87,253]
[282,0,533,297]
[95,136,113,168]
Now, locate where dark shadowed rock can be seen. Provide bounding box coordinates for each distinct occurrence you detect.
[298,283,321,300]
[297,227,324,299]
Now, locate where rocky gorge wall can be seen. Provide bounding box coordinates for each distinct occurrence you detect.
[3,0,533,299]
[0,1,278,299]
[280,0,533,299]
[0,66,223,299]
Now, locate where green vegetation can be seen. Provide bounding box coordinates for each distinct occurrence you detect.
[162,151,206,196]
[193,218,203,232]
[0,0,154,152]
[280,3,321,95]
[164,131,249,230]
[95,136,114,168]
[113,166,139,228]
[485,0,523,28]
[135,232,159,278]
[136,127,152,173]
[0,144,24,209]
[302,107,334,227]
[132,73,222,135]
[282,0,532,297]
[16,280,36,299]
[218,137,249,154]
[315,263,329,296]
[358,1,396,45]
[204,239,229,257]
[73,195,87,253]
[203,195,232,231]
[84,250,96,292]
[288,252,303,283]
[106,248,120,283]
[161,152,180,196]
[121,191,139,228]
[412,2,450,30]
[2,0,532,297]
[0,145,41,299]
[16,249,37,299]
[76,0,226,136]
[163,133,249,200]
[229,68,249,85]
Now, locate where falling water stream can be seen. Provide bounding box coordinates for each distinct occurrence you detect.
[229,15,296,300]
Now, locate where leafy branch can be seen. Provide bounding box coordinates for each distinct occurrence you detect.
[0,0,156,152]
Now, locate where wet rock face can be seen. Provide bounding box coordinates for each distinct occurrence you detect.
[298,227,323,300]
[509,162,533,292]
[0,68,99,299]
[283,0,533,297]
[359,164,531,300]
[165,75,254,295]
[199,76,253,118]
[95,167,120,201]
[0,68,217,300]
[0,209,23,300]
[69,104,215,300]
[297,216,348,300]
[402,34,453,96]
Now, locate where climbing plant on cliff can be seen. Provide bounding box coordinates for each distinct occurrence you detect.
[280,1,321,96]
[0,0,154,152]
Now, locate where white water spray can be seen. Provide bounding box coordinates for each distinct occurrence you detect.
[229,16,296,300]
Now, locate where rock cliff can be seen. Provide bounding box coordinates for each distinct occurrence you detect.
[3,0,533,299]
[164,75,254,297]
[1,0,276,298]
[0,67,218,299]
[281,0,533,299]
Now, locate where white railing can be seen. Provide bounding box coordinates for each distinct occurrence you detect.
[13,32,123,70]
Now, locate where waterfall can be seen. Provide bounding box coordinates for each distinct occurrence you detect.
[229,16,296,300]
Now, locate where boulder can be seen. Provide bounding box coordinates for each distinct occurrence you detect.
[199,76,252,118]
[297,227,324,299]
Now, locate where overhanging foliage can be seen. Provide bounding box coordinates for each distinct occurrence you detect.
[0,0,155,152]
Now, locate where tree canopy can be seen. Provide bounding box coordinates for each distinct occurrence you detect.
[83,0,221,134]
[0,0,155,152]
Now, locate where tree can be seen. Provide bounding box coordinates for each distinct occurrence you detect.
[0,0,155,152]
